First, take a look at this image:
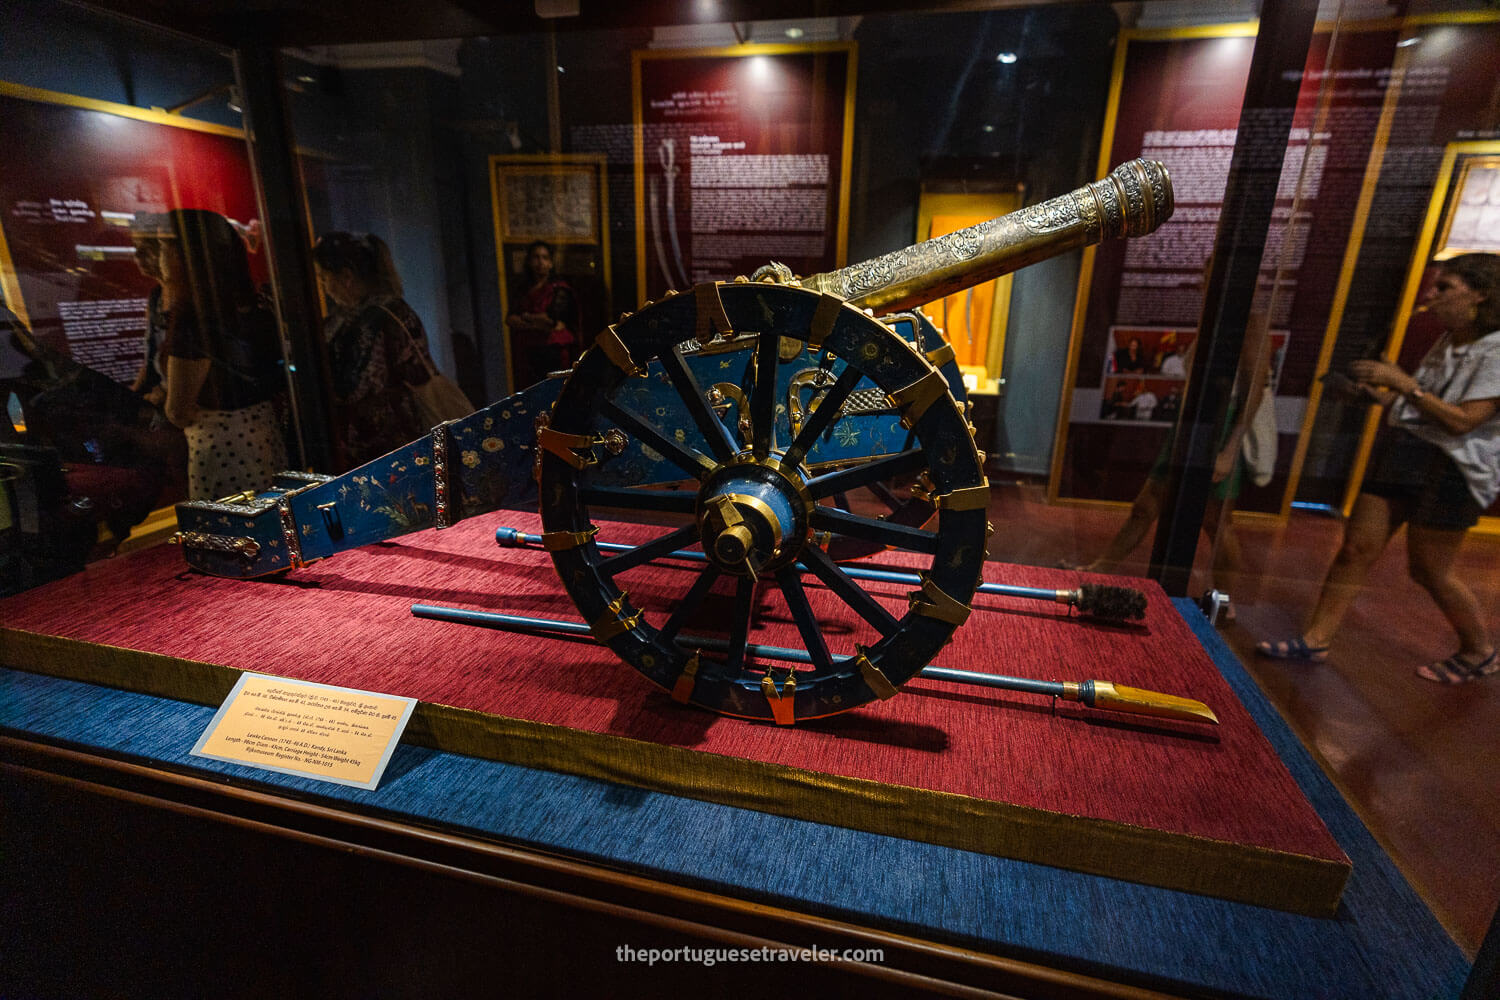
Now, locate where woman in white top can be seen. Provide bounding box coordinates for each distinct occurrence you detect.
[1258,253,1500,683]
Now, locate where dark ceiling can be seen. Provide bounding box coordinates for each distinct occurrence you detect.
[76,0,1044,47]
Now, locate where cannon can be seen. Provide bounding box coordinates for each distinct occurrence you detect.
[175,159,1175,724]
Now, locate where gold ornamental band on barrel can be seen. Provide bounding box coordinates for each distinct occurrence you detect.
[802,158,1173,317]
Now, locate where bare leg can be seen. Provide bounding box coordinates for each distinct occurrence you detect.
[1301,493,1402,647]
[1406,524,1493,657]
[1085,477,1165,574]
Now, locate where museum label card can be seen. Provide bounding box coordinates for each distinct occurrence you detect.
[192,673,417,790]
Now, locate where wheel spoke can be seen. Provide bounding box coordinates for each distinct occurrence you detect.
[782,364,862,468]
[751,329,778,457]
[659,564,722,645]
[811,506,939,555]
[799,545,900,637]
[601,398,717,479]
[725,576,756,670]
[866,479,903,512]
[805,449,926,500]
[599,522,701,576]
[659,345,738,462]
[581,485,699,514]
[776,567,834,672]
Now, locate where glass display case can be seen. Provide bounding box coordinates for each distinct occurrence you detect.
[1,0,1496,995]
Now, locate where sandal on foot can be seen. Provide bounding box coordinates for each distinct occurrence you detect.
[1256,636,1329,662]
[1416,650,1499,685]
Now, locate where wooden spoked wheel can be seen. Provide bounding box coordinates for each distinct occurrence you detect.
[537,281,989,723]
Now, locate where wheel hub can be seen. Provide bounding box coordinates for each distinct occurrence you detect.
[696,453,811,576]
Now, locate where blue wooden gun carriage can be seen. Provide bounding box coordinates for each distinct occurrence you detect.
[175,159,1176,724]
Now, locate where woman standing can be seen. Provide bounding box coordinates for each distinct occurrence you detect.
[132,210,286,500]
[312,232,438,470]
[505,240,580,390]
[1258,253,1500,683]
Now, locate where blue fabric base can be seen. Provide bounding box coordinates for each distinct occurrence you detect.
[0,598,1470,997]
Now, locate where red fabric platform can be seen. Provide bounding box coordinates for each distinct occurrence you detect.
[0,512,1349,914]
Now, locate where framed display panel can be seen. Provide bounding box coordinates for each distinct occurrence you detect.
[630,42,856,302]
[1047,20,1414,518]
[489,154,611,395]
[1048,23,1255,511]
[0,82,262,384]
[1340,139,1500,533]
[1433,154,1500,259]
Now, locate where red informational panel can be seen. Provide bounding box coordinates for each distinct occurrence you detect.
[1052,25,1401,511]
[632,44,855,301]
[0,88,261,385]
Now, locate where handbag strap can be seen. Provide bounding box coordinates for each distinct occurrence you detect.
[374,301,437,379]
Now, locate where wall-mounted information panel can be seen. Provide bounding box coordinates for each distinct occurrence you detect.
[631,43,855,302]
[0,85,260,386]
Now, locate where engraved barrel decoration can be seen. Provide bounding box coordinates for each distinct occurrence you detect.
[803,158,1173,316]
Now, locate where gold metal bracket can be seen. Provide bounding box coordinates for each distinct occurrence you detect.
[931,481,991,512]
[760,669,797,726]
[886,369,949,429]
[708,382,750,439]
[694,282,734,345]
[537,426,604,470]
[852,646,898,700]
[590,592,643,643]
[703,495,758,580]
[907,574,972,626]
[671,649,702,704]
[924,342,956,369]
[806,291,845,353]
[171,531,260,559]
[908,471,938,504]
[787,368,838,437]
[541,525,599,551]
[595,325,645,377]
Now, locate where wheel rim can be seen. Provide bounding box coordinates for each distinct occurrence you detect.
[538,281,989,723]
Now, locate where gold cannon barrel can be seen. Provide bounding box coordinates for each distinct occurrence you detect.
[803,158,1173,316]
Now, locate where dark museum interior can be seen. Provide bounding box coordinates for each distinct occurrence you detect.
[1,0,1497,996]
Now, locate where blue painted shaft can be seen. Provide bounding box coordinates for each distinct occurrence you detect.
[918,666,1065,698]
[493,527,1066,604]
[412,605,595,639]
[410,602,1068,699]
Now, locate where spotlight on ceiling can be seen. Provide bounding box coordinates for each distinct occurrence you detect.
[996,52,1018,64]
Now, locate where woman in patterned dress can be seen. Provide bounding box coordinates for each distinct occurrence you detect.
[312,232,437,470]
